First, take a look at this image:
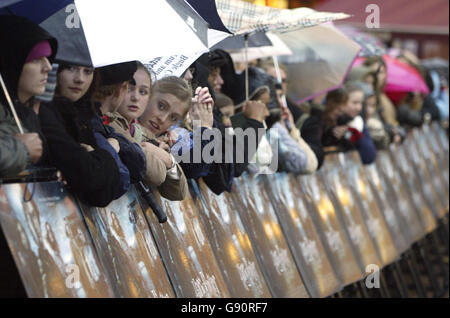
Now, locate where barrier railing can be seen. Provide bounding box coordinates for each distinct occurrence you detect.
[0,126,448,298]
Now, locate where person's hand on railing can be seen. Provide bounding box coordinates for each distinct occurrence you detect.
[15,133,43,164]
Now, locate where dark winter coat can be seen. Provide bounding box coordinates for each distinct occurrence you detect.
[0,16,58,169]
[190,53,266,194]
[41,97,125,207]
[322,118,377,165]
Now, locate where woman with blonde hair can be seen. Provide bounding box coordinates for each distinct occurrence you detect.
[107,66,190,201]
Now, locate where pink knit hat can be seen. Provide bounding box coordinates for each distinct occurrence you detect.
[25,40,52,63]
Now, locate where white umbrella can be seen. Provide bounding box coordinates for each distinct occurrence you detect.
[278,23,361,104]
[75,0,210,67]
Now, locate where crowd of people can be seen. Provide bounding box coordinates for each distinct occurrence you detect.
[0,15,449,208]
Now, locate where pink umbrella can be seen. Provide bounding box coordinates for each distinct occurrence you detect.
[383,54,429,94]
[352,55,429,103]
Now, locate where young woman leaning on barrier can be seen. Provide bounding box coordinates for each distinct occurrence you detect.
[106,64,188,201]
[38,62,133,207]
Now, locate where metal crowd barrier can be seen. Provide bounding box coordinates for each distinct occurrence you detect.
[0,125,448,298]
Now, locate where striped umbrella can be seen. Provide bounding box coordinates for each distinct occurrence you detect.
[215,0,351,100]
[216,0,350,35]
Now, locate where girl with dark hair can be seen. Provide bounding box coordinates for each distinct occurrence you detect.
[39,60,137,207]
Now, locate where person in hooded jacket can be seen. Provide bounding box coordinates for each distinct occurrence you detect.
[0,102,43,177]
[202,51,269,178]
[0,16,55,172]
[259,59,324,169]
[40,61,127,207]
[172,54,268,195]
[0,15,58,298]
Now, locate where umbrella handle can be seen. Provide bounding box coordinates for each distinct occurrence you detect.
[272,55,288,106]
[0,72,24,134]
[245,34,249,102]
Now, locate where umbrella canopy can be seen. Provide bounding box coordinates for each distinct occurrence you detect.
[383,54,430,94]
[75,0,209,67]
[186,0,230,33]
[278,23,361,104]
[184,0,232,48]
[2,0,211,67]
[228,33,292,63]
[0,0,23,9]
[39,5,92,66]
[0,0,71,23]
[338,25,386,57]
[214,0,351,101]
[353,55,430,102]
[215,0,350,35]
[213,32,272,50]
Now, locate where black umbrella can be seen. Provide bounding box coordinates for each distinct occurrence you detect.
[212,32,272,50]
[186,0,231,33]
[40,6,92,67]
[0,0,22,9]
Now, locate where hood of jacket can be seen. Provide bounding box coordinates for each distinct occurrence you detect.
[0,15,58,104]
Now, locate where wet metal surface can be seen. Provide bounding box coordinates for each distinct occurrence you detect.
[79,188,174,298]
[343,152,399,267]
[140,189,230,298]
[297,174,364,286]
[391,143,438,234]
[375,151,425,244]
[321,155,381,270]
[364,164,411,255]
[265,173,341,298]
[412,129,449,213]
[425,125,449,191]
[232,174,310,298]
[0,182,114,298]
[190,179,271,298]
